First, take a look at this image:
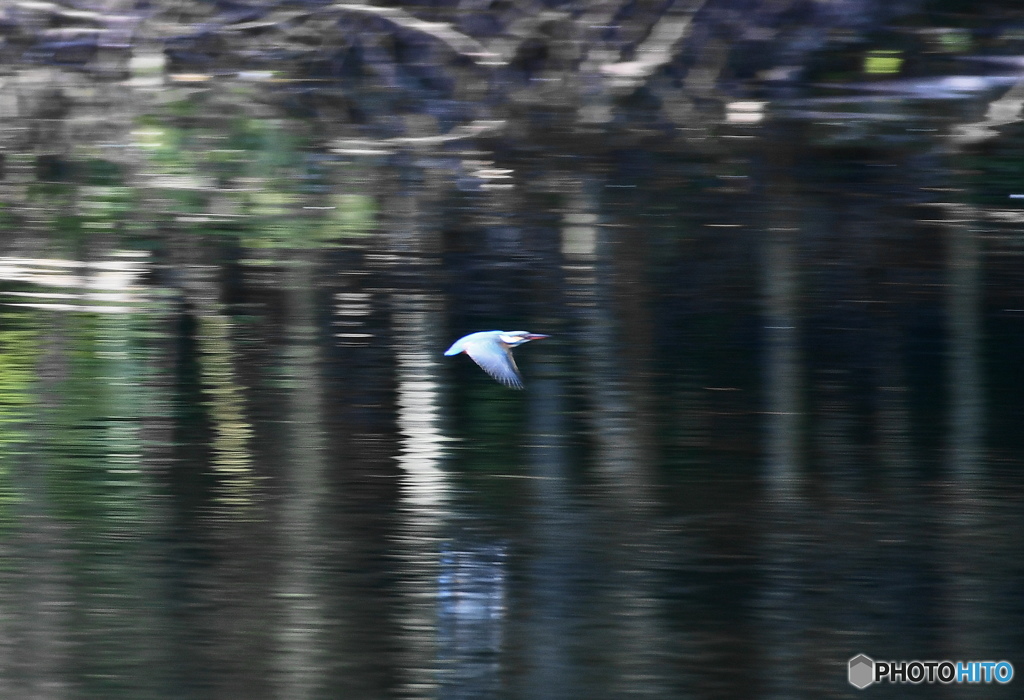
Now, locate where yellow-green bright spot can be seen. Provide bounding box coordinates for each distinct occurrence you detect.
[938,30,971,53]
[864,50,903,75]
[250,190,297,218]
[132,128,168,150]
[330,194,376,238]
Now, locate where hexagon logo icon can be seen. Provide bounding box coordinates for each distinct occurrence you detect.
[849,654,874,689]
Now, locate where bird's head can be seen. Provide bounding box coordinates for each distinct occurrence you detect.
[498,331,550,347]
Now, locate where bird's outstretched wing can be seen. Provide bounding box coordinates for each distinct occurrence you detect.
[464,340,524,389]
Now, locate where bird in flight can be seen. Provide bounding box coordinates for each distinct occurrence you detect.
[444,330,549,388]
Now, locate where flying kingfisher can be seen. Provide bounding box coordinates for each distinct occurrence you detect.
[444,330,549,388]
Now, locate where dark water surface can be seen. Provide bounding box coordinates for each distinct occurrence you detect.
[2,42,1024,700]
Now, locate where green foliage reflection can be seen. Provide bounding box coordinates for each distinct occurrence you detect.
[136,106,377,246]
[0,309,38,531]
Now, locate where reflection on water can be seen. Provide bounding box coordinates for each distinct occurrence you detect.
[2,167,1023,700]
[3,20,1024,700]
[437,542,506,699]
[0,252,149,313]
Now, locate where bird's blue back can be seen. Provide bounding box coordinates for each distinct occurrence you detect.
[444,331,502,356]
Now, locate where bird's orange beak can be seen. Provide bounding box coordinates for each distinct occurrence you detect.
[525,334,550,341]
